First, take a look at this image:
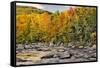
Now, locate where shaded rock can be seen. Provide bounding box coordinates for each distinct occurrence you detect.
[37,47,51,51]
[56,41,63,47]
[90,53,96,58]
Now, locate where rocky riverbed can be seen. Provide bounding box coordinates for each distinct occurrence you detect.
[16,43,97,66]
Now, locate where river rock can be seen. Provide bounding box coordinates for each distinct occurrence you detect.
[83,54,90,58]
[68,42,73,47]
[31,43,37,45]
[90,53,96,58]
[91,44,96,50]
[16,44,24,50]
[53,54,59,58]
[37,47,51,51]
[16,58,32,62]
[58,51,71,59]
[57,48,65,52]
[41,58,59,63]
[24,44,32,49]
[78,46,84,49]
[41,53,54,59]
[89,58,96,61]
[74,53,84,58]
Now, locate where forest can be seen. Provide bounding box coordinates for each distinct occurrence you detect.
[16,6,96,47]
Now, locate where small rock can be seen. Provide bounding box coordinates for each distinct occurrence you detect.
[24,44,32,49]
[16,44,24,50]
[78,46,84,49]
[72,46,75,48]
[74,53,84,58]
[37,48,51,51]
[16,58,32,62]
[89,58,96,61]
[41,53,54,59]
[31,43,37,45]
[74,58,88,62]
[68,43,73,47]
[91,44,96,50]
[58,51,71,59]
[88,51,93,54]
[53,54,58,58]
[41,58,59,63]
[90,53,96,58]
[57,49,65,52]
[84,54,89,58]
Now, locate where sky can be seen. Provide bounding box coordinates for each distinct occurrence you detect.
[16,3,72,12]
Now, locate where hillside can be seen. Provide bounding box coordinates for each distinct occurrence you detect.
[16,6,51,15]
